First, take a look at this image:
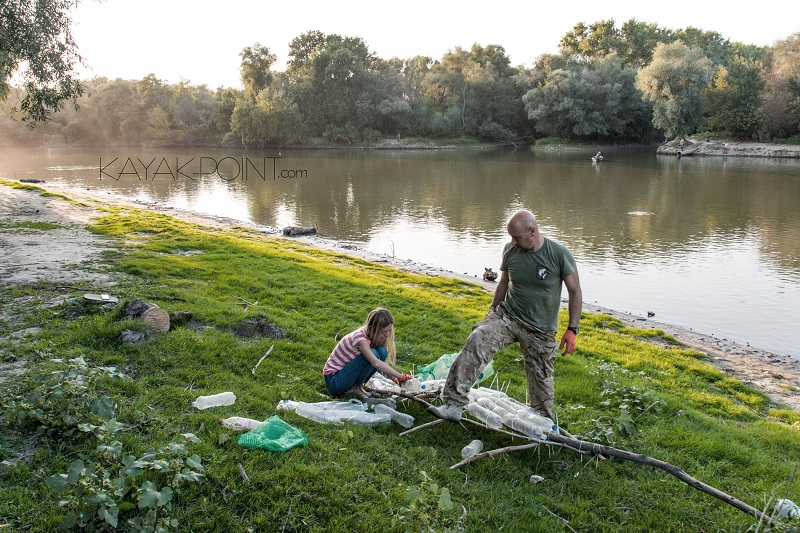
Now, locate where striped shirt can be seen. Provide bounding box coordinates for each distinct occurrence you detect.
[323,328,370,375]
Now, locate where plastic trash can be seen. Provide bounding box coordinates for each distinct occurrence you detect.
[339,411,391,425]
[416,353,494,383]
[295,402,343,424]
[508,418,545,439]
[365,397,397,409]
[219,416,264,431]
[400,378,422,393]
[465,402,503,429]
[529,475,544,484]
[461,439,484,459]
[776,499,800,520]
[192,392,236,410]
[237,416,307,452]
[372,403,415,428]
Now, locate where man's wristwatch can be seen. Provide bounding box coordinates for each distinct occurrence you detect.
[567,326,579,335]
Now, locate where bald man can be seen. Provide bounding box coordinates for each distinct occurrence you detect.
[429,209,582,423]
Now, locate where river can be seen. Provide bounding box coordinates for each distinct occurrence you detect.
[2,145,799,359]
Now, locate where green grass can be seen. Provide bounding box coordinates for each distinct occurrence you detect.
[1,190,799,532]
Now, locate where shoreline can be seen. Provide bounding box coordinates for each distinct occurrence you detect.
[2,181,799,412]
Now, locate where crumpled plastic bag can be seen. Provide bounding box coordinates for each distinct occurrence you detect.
[237,415,307,451]
[416,352,494,383]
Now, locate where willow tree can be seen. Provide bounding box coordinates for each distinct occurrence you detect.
[636,41,712,139]
[0,0,85,123]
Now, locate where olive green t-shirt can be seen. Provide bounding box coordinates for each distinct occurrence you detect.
[500,238,576,333]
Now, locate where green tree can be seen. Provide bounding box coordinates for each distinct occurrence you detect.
[636,41,712,138]
[760,33,800,139]
[422,44,524,140]
[522,56,651,142]
[0,0,85,123]
[240,43,276,102]
[704,58,764,139]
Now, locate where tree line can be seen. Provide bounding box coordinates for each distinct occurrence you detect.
[2,18,799,147]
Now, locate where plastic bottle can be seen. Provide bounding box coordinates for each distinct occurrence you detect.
[372,403,415,428]
[365,397,397,409]
[295,402,342,424]
[776,499,800,519]
[400,378,422,393]
[192,392,236,410]
[341,411,392,425]
[219,416,264,431]
[461,439,484,459]
[508,418,545,440]
[518,409,554,431]
[465,402,503,429]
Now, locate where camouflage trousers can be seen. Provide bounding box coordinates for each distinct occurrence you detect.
[441,305,558,420]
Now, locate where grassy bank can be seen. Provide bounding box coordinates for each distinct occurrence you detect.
[1,186,799,532]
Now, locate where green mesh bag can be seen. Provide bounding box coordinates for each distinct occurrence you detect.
[237,415,307,451]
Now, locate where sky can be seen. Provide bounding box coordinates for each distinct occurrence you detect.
[70,0,799,90]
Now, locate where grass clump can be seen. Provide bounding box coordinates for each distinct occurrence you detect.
[0,197,798,532]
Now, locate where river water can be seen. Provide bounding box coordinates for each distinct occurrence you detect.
[3,146,799,359]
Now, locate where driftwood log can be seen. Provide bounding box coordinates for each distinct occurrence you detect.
[282,226,317,236]
[370,387,770,524]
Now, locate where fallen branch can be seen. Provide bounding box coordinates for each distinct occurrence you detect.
[251,345,274,375]
[542,432,768,522]
[542,505,577,533]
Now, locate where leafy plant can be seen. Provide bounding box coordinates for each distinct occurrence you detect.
[392,470,459,533]
[584,361,666,443]
[46,432,204,531]
[9,357,129,437]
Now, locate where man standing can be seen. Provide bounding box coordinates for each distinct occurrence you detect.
[429,209,582,422]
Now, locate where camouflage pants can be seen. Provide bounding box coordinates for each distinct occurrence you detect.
[441,306,558,420]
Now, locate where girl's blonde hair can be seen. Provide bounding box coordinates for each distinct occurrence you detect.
[363,307,396,364]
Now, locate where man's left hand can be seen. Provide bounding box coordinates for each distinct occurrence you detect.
[559,330,577,355]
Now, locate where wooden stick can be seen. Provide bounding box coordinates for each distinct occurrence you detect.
[399,418,444,436]
[451,442,541,469]
[251,345,274,375]
[542,506,577,533]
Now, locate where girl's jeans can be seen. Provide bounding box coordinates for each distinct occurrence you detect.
[325,346,387,396]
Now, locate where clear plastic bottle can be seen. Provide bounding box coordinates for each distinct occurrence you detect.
[461,439,484,459]
[219,416,263,431]
[372,403,415,428]
[776,499,800,519]
[465,402,503,429]
[192,392,236,410]
[509,418,545,439]
[400,378,422,393]
[365,397,397,409]
[518,409,554,431]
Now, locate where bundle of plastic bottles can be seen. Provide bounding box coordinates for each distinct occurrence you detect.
[464,387,556,439]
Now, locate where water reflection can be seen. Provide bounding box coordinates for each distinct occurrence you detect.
[2,146,799,358]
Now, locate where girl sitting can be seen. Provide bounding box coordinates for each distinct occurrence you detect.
[323,308,411,398]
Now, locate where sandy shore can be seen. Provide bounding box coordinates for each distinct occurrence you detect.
[2,182,799,412]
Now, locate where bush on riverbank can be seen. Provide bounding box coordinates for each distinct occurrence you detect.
[1,189,799,531]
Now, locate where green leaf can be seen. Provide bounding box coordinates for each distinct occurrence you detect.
[437,487,454,510]
[181,432,201,443]
[58,512,77,529]
[404,486,424,506]
[185,455,203,471]
[99,505,119,528]
[90,397,115,419]
[67,460,85,483]
[46,474,70,493]
[138,481,174,508]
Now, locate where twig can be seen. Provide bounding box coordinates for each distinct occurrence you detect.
[234,296,258,311]
[542,505,577,533]
[451,442,541,469]
[251,345,274,375]
[237,463,249,482]
[183,378,195,392]
[399,418,444,436]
